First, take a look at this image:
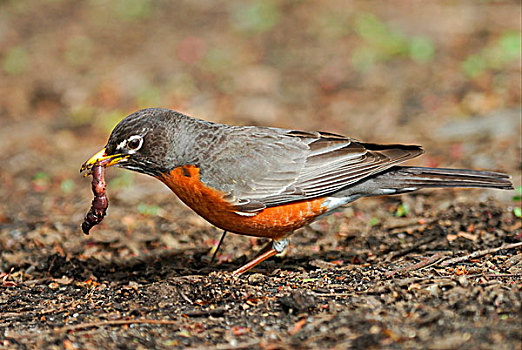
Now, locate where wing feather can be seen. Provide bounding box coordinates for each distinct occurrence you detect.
[255,133,423,207]
[196,125,423,212]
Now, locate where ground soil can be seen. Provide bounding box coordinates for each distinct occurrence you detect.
[1,195,521,349]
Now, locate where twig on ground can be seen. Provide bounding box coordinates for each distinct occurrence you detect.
[55,319,180,333]
[483,273,522,278]
[8,319,180,339]
[440,242,522,267]
[386,253,443,277]
[312,292,355,298]
[385,236,438,262]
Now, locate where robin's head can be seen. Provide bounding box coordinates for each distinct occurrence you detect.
[81,108,173,176]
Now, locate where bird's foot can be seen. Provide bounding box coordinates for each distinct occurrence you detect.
[232,238,288,277]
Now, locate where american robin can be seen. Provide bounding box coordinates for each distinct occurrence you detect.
[81,108,513,275]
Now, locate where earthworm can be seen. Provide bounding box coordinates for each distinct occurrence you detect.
[81,164,108,234]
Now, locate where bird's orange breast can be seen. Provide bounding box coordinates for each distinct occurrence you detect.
[156,165,328,239]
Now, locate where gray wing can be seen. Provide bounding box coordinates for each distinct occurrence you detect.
[197,126,423,213]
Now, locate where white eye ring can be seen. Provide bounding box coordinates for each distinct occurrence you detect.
[126,135,143,152]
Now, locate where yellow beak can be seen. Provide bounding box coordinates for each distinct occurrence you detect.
[80,148,129,175]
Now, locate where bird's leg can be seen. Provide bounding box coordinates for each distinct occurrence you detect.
[232,238,289,276]
[210,230,228,264]
[251,239,274,258]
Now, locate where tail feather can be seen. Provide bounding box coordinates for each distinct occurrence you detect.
[377,166,513,190]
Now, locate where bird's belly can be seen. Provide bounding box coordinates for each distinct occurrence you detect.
[157,165,329,239]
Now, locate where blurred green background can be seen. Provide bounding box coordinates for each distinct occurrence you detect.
[0,0,520,212]
[1,0,520,130]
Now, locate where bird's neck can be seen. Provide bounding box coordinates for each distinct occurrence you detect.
[168,115,223,169]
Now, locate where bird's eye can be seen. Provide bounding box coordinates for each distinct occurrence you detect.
[127,135,143,151]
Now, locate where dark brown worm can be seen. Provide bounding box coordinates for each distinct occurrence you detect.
[81,164,108,234]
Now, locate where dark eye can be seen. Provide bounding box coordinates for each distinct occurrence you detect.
[127,136,143,150]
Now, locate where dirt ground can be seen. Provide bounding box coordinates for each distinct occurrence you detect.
[0,1,521,349]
